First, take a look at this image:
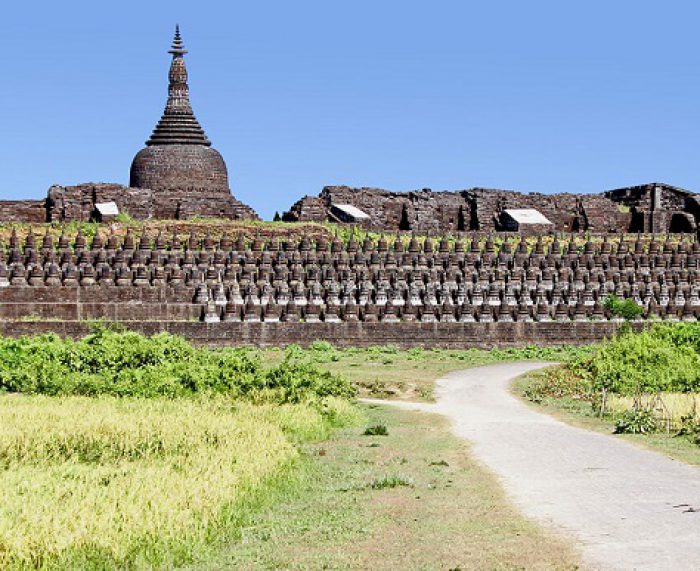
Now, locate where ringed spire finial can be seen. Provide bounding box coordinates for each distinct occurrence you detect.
[144,23,210,146]
[169,24,187,56]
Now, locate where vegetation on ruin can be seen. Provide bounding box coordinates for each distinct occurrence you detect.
[517,322,700,464]
[0,219,337,246]
[0,219,694,252]
[603,294,644,320]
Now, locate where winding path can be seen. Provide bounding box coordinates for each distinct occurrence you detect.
[374,362,700,571]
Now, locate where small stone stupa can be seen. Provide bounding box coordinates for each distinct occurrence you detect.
[130,26,258,220]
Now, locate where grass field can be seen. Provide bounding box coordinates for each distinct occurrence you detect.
[0,395,361,569]
[606,393,700,427]
[189,404,580,570]
[514,369,700,468]
[262,343,589,401]
[0,331,590,569]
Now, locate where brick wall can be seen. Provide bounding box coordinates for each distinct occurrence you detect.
[0,200,47,223]
[47,183,153,221]
[0,319,632,349]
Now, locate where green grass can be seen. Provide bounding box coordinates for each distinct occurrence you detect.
[262,343,591,401]
[186,405,580,570]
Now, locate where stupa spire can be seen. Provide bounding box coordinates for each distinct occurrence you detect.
[146,25,210,146]
[168,24,187,56]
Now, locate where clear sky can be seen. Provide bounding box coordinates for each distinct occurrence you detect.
[1,0,699,220]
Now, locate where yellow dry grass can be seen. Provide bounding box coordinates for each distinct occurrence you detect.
[0,395,344,568]
[607,393,700,426]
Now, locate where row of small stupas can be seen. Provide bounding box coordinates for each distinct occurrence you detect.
[1,27,699,236]
[1,229,699,323]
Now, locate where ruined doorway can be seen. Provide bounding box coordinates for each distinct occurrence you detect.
[669,213,694,233]
[399,204,411,231]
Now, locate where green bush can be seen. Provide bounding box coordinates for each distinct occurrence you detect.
[677,414,700,445]
[263,346,356,403]
[579,325,700,395]
[603,295,644,320]
[649,322,700,353]
[363,424,389,436]
[0,328,355,403]
[614,409,659,434]
[306,340,340,363]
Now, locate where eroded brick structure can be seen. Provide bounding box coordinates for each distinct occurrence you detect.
[284,184,698,234]
[605,183,697,233]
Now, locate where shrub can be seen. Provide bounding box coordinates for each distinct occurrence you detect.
[309,340,334,352]
[603,295,644,320]
[306,340,339,363]
[581,326,700,395]
[264,346,356,403]
[614,408,659,434]
[649,322,700,353]
[677,414,700,445]
[363,424,389,436]
[0,329,355,404]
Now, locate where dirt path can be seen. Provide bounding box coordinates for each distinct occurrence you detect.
[371,362,700,571]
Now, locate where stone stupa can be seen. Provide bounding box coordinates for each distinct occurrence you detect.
[130,26,258,220]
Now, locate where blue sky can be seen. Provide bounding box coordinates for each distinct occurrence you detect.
[1,1,699,219]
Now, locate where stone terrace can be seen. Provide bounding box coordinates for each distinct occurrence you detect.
[0,228,697,346]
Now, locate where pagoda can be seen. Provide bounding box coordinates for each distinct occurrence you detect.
[130,26,258,220]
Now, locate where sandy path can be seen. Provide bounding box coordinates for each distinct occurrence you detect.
[369,362,700,570]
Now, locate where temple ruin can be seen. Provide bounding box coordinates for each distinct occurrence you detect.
[0,27,258,223]
[283,183,700,235]
[0,28,697,234]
